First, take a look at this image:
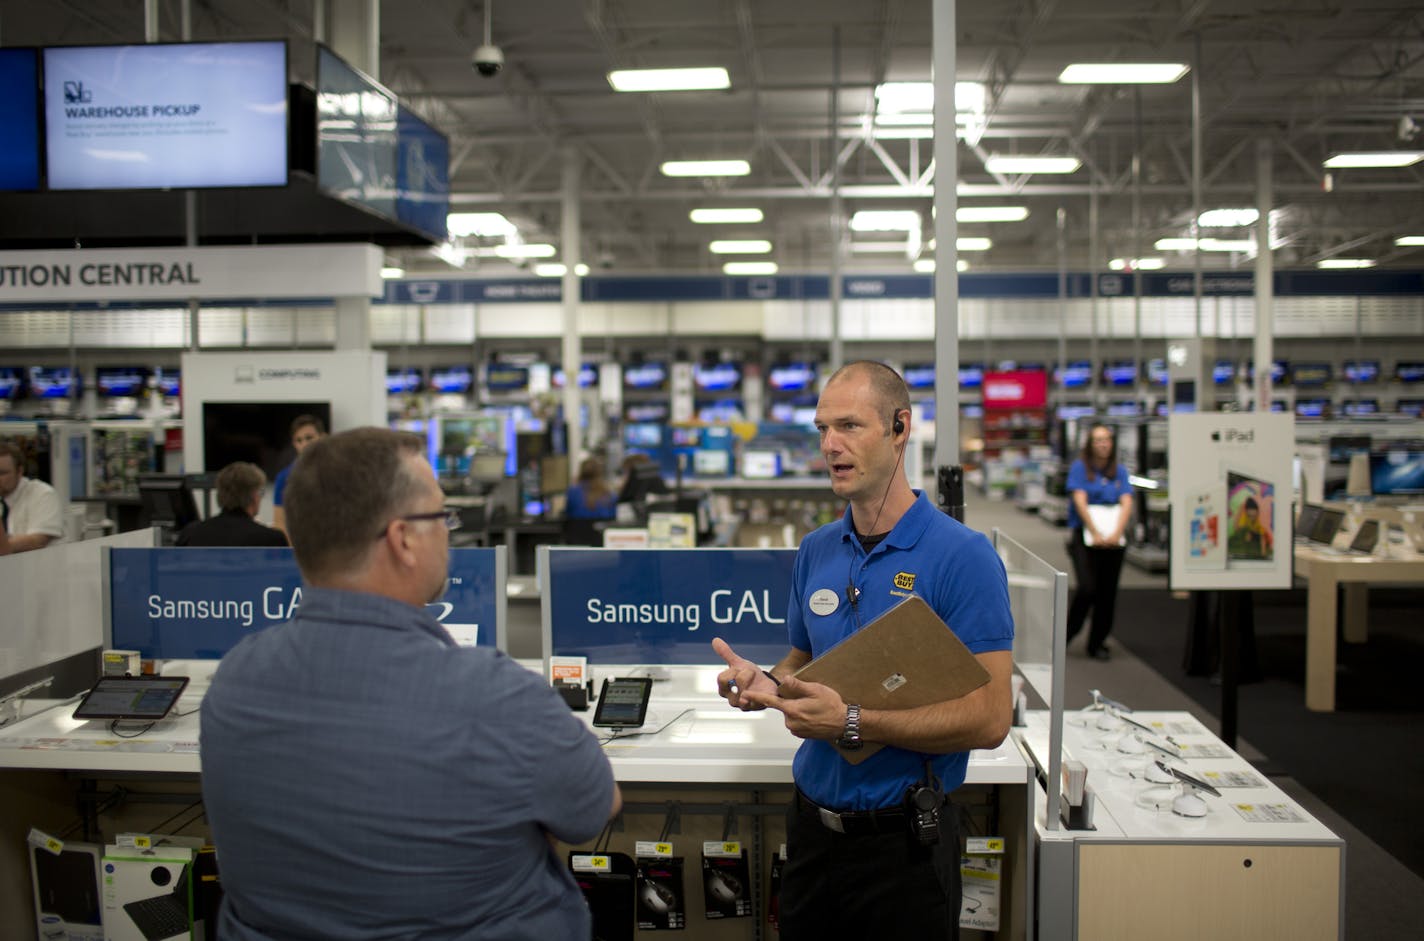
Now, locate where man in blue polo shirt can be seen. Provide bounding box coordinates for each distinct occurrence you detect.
[714,361,1014,940]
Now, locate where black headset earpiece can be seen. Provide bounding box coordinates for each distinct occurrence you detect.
[892,413,905,436]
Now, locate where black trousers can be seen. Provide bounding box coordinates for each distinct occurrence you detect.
[779,791,961,940]
[1066,530,1127,655]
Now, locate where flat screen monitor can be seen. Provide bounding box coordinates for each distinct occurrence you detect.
[1016,361,1046,373]
[624,402,669,423]
[1057,361,1093,388]
[1395,362,1424,383]
[768,401,795,423]
[1103,361,1137,386]
[394,104,449,240]
[1371,450,1424,496]
[1269,399,1288,412]
[903,364,935,389]
[1057,403,1096,420]
[742,451,782,479]
[1291,363,1332,387]
[670,428,700,447]
[96,366,150,397]
[1341,399,1379,417]
[693,449,731,476]
[767,362,817,392]
[624,423,663,449]
[1328,435,1370,463]
[1107,401,1143,417]
[317,45,397,219]
[618,462,670,503]
[485,363,529,393]
[386,367,423,394]
[1213,360,1237,385]
[623,361,668,391]
[1295,398,1329,418]
[44,41,288,190]
[696,398,744,422]
[1144,358,1169,386]
[693,362,742,392]
[0,48,40,192]
[28,366,77,398]
[1247,360,1290,384]
[1343,360,1380,384]
[553,363,598,388]
[428,364,472,394]
[154,368,180,397]
[468,451,507,482]
[202,401,331,478]
[958,363,985,388]
[0,368,24,400]
[1398,399,1424,417]
[137,474,200,530]
[961,403,984,419]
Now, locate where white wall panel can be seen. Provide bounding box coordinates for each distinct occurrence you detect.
[476,303,564,337]
[424,304,476,343]
[197,307,244,347]
[579,303,670,336]
[672,302,766,335]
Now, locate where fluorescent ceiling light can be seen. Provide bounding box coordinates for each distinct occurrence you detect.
[709,239,772,254]
[660,159,750,177]
[875,112,934,127]
[984,155,1081,175]
[447,212,515,238]
[1200,238,1256,252]
[957,237,993,251]
[871,126,934,140]
[380,266,404,279]
[1058,63,1189,84]
[850,210,921,232]
[1108,257,1165,270]
[1198,208,1259,227]
[1395,236,1424,246]
[607,67,729,92]
[723,261,778,276]
[690,208,764,224]
[1323,151,1424,169]
[850,242,911,254]
[913,258,936,273]
[431,242,470,268]
[1317,258,1376,269]
[1154,238,1198,251]
[956,206,1029,223]
[534,263,591,277]
[494,243,557,259]
[875,82,935,113]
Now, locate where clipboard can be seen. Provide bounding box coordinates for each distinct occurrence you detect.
[792,595,991,764]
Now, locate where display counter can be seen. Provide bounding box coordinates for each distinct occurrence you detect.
[1018,709,1344,940]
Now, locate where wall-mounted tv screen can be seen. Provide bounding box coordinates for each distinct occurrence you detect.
[1247,360,1289,384]
[44,41,288,190]
[553,363,599,389]
[1343,360,1380,384]
[1395,362,1424,383]
[28,367,77,398]
[1103,361,1137,386]
[317,45,397,219]
[1057,403,1096,420]
[1291,363,1332,387]
[155,368,180,397]
[623,362,668,391]
[1107,401,1143,417]
[429,365,472,394]
[202,401,331,478]
[961,403,984,419]
[485,363,529,393]
[0,368,24,399]
[394,104,449,241]
[1372,450,1424,496]
[1397,399,1424,417]
[1269,399,1288,412]
[386,367,423,394]
[693,362,742,392]
[624,423,663,449]
[903,364,935,389]
[0,49,40,192]
[958,363,985,388]
[1146,358,1168,386]
[96,366,150,397]
[696,398,744,422]
[1057,361,1093,388]
[1341,399,1379,417]
[767,362,817,392]
[1295,398,1329,418]
[1213,360,1236,385]
[624,402,669,423]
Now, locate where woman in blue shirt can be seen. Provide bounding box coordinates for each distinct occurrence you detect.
[1065,423,1133,660]
[565,457,616,520]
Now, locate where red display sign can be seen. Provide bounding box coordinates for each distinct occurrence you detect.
[982,370,1047,409]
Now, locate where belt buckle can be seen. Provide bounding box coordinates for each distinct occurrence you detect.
[817,806,846,833]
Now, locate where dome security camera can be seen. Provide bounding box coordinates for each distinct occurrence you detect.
[472,44,504,77]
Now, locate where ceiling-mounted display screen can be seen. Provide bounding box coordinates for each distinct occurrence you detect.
[0,48,41,191]
[317,45,397,220]
[395,105,449,240]
[43,41,288,190]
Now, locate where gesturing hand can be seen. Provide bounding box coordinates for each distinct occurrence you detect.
[740,675,848,742]
[712,637,777,711]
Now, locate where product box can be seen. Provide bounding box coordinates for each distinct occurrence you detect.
[30,840,104,941]
[101,842,194,941]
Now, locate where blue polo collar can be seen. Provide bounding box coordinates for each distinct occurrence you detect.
[837,489,935,553]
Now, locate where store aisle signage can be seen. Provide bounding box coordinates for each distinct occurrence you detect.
[543,548,796,665]
[109,547,502,658]
[0,244,383,303]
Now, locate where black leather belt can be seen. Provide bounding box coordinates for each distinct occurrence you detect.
[796,788,908,836]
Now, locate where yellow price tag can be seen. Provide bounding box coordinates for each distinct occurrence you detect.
[133,836,152,849]
[722,842,740,855]
[588,855,610,870]
[654,843,673,855]
[985,838,1004,852]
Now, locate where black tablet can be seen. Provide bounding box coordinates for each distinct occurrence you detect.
[73,676,190,721]
[592,677,654,729]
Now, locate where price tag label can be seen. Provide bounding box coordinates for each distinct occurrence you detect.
[965,837,1005,855]
[702,841,741,857]
[635,841,674,858]
[27,828,63,856]
[571,854,611,872]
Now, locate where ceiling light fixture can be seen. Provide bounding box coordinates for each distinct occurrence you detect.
[1198,208,1259,227]
[690,208,764,224]
[534,263,591,277]
[660,159,750,177]
[1395,236,1424,246]
[723,261,778,275]
[446,212,516,238]
[607,67,730,92]
[957,237,993,251]
[1058,63,1189,84]
[913,258,936,273]
[849,210,922,232]
[984,155,1081,175]
[1316,258,1376,269]
[1108,257,1165,270]
[380,266,404,279]
[849,242,912,253]
[1322,151,1424,169]
[709,239,772,254]
[494,243,557,258]
[956,206,1029,223]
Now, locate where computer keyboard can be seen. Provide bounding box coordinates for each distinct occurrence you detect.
[123,893,190,941]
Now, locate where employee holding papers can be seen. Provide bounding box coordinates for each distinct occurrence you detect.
[713,362,1014,941]
[1065,422,1134,660]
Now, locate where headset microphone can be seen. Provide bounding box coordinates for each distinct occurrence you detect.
[845,584,860,608]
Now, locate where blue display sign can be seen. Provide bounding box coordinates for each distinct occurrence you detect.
[0,48,40,192]
[110,547,505,658]
[395,104,450,241]
[542,548,797,665]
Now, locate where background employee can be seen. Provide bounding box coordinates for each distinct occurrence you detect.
[1065,422,1134,660]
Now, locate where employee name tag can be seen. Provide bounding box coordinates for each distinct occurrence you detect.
[809,588,839,616]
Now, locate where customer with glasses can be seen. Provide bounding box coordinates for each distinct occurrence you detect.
[201,427,620,941]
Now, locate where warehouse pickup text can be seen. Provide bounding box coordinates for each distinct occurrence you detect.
[0,262,201,288]
[63,103,202,119]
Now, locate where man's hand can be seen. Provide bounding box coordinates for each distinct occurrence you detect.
[740,675,847,741]
[712,637,778,711]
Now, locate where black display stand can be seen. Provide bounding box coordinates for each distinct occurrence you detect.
[1182,590,1260,749]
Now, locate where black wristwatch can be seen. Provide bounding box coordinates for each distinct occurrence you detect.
[838,703,863,750]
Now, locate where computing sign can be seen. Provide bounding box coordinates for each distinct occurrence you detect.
[543,548,796,665]
[109,547,504,657]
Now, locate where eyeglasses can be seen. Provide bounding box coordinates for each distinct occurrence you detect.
[376,507,462,539]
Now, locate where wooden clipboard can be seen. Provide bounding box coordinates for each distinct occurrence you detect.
[793,595,991,764]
